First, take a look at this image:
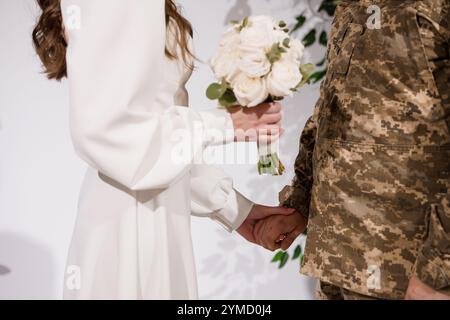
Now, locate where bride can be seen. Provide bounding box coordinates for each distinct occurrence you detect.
[33,0,297,299]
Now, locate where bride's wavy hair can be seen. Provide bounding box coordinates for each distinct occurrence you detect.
[32,0,194,80]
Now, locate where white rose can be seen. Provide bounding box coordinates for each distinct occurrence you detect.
[239,16,276,51]
[267,59,302,97]
[210,49,241,83]
[219,25,241,49]
[287,39,305,62]
[239,49,271,78]
[232,74,269,107]
[273,28,289,44]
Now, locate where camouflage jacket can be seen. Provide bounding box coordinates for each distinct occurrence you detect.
[280,0,450,299]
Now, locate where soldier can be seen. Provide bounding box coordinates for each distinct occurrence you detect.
[258,0,450,299]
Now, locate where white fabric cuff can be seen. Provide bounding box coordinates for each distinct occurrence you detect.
[211,190,254,232]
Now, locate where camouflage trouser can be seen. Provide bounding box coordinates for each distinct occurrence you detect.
[316,281,380,300]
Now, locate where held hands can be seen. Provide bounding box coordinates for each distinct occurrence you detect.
[229,102,283,143]
[253,211,307,251]
[237,204,307,251]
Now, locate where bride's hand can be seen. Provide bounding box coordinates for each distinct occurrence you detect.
[228,102,283,143]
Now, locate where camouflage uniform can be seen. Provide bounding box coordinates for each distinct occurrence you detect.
[280,0,450,299]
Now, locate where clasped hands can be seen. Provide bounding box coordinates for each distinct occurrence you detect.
[238,204,307,251]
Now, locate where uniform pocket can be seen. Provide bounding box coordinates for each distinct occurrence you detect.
[408,8,447,122]
[328,23,364,77]
[415,10,450,135]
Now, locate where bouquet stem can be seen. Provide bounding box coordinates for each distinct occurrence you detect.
[257,139,284,176]
[258,153,285,175]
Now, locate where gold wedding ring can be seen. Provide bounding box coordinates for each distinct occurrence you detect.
[276,234,288,243]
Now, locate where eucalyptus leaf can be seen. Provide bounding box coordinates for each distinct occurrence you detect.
[206,83,226,100]
[266,43,284,64]
[242,16,249,29]
[295,63,315,88]
[237,16,250,31]
[218,90,237,107]
[220,78,229,91]
[300,63,314,76]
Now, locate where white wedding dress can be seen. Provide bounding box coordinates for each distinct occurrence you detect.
[61,0,253,299]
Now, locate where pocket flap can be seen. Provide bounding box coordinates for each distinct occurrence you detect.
[330,23,364,76]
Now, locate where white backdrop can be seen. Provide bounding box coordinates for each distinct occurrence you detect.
[0,0,330,299]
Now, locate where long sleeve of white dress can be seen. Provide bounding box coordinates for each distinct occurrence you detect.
[190,165,253,231]
[62,0,253,230]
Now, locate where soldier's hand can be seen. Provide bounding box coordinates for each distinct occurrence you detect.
[252,212,307,251]
[405,276,450,300]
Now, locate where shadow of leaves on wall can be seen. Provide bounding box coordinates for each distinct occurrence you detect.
[0,265,11,275]
[0,232,55,299]
[224,0,252,25]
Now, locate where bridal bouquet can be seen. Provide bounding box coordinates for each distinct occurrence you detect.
[206,16,312,175]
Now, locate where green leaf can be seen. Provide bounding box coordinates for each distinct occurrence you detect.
[292,245,302,260]
[272,250,285,262]
[303,228,308,236]
[220,78,229,91]
[295,63,315,88]
[266,43,284,64]
[272,251,290,268]
[300,63,314,76]
[206,83,226,100]
[279,252,289,268]
[242,16,249,28]
[302,29,316,47]
[270,95,284,101]
[218,89,237,107]
[319,30,328,46]
[291,15,306,34]
[309,70,327,83]
[237,16,250,31]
